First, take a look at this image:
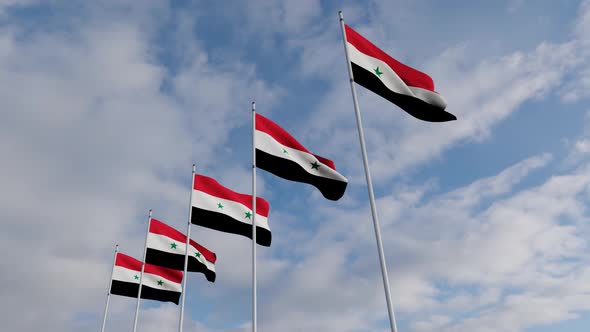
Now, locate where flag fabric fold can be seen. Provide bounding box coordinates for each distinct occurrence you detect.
[110,253,183,305]
[191,174,272,247]
[255,113,348,201]
[145,219,217,282]
[344,24,456,122]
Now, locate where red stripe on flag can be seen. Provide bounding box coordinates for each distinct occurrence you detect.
[144,262,183,284]
[115,253,141,271]
[194,174,270,217]
[115,253,183,283]
[344,24,436,92]
[255,113,337,171]
[149,219,217,263]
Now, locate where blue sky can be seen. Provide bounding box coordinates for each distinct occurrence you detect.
[1,1,589,331]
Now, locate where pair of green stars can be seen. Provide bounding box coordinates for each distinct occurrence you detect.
[281,146,321,170]
[216,202,253,220]
[169,242,202,258]
[133,275,163,286]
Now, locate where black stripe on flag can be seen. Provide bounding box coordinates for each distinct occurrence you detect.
[256,149,347,201]
[110,280,181,305]
[145,248,216,282]
[191,207,272,247]
[352,63,456,122]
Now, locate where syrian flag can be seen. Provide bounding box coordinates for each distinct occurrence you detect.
[344,24,456,122]
[110,253,183,304]
[145,219,217,282]
[191,174,272,247]
[255,113,348,201]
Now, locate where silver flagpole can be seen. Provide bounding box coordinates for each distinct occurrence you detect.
[251,101,258,332]
[100,244,118,332]
[338,11,399,332]
[178,164,196,332]
[132,209,152,332]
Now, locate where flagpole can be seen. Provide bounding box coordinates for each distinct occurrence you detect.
[251,101,258,332]
[100,244,118,332]
[178,164,196,332]
[338,11,399,332]
[132,209,152,332]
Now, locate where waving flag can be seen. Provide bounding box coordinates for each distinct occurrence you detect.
[110,253,183,304]
[255,113,348,200]
[191,174,272,247]
[344,24,456,122]
[146,219,217,282]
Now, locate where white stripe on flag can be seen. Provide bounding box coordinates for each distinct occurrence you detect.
[347,41,447,108]
[112,265,182,293]
[191,189,270,231]
[255,130,348,182]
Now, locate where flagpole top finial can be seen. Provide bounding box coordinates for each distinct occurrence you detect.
[148,209,153,217]
[192,164,196,172]
[338,11,343,19]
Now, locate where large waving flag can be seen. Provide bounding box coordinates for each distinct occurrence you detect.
[344,24,456,122]
[110,253,183,304]
[191,174,272,247]
[146,219,217,282]
[255,113,348,201]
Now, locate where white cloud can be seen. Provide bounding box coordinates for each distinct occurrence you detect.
[285,1,590,184]
[561,66,590,102]
[565,110,590,166]
[1,1,590,332]
[411,314,452,332]
[251,152,590,332]
[0,2,280,331]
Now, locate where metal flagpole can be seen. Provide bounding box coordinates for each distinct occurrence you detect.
[338,11,399,332]
[100,244,118,332]
[178,164,196,332]
[132,209,152,332]
[251,101,258,332]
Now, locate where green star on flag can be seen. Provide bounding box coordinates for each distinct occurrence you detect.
[217,202,223,209]
[282,148,289,154]
[195,252,201,258]
[310,161,320,170]
[245,211,252,219]
[157,280,163,286]
[374,66,383,77]
[170,242,177,249]
[134,275,139,280]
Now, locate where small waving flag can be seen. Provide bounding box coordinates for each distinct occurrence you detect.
[255,113,348,201]
[191,174,272,247]
[344,24,456,122]
[146,219,217,282]
[110,253,183,304]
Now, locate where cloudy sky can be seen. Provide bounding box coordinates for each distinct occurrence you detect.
[1,0,589,331]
